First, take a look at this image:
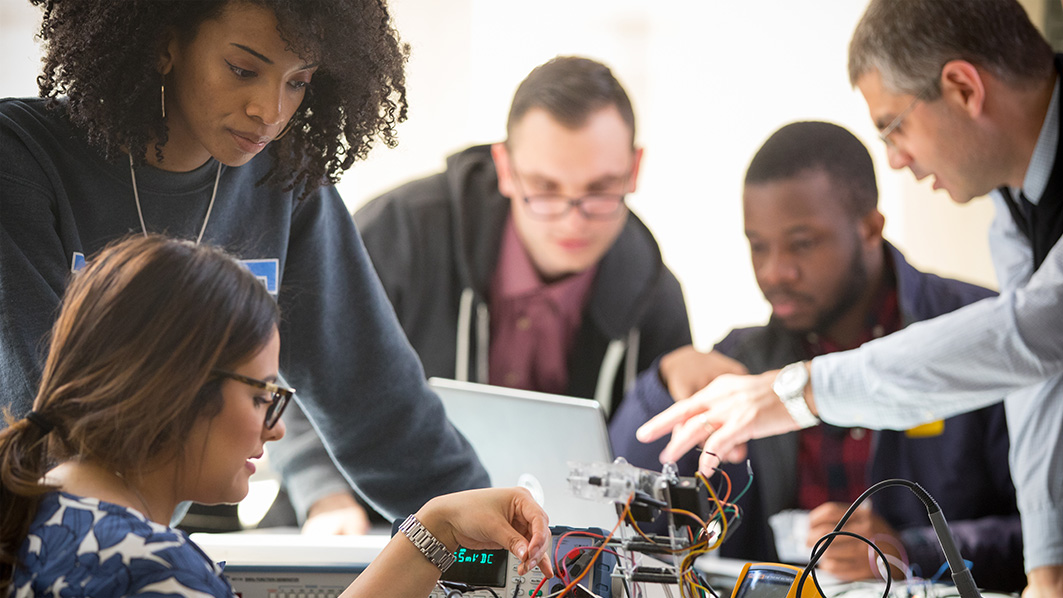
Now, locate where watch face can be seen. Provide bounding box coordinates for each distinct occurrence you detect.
[775,363,807,396]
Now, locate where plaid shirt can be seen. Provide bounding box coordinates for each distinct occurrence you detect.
[795,279,900,510]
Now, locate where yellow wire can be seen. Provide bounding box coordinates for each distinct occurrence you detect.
[665,507,708,532]
[696,472,729,550]
[613,470,744,597]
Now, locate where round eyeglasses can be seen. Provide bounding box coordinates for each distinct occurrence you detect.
[521,193,627,220]
[509,160,631,221]
[212,369,294,429]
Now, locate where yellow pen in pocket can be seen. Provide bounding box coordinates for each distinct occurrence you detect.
[906,420,945,438]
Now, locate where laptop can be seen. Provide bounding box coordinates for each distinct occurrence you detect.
[429,378,620,529]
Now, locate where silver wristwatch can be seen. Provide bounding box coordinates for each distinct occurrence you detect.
[398,514,456,572]
[772,362,819,429]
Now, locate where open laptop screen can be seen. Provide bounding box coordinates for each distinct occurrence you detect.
[429,378,618,529]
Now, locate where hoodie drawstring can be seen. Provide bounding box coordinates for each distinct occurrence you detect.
[456,287,492,383]
[593,328,640,417]
[475,303,490,383]
[455,288,475,382]
[459,286,638,418]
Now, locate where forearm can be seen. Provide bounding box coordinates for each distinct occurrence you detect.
[339,526,450,598]
[338,489,551,597]
[281,194,489,520]
[812,242,1063,430]
[813,299,1050,429]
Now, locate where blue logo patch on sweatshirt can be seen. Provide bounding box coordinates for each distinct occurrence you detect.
[71,252,278,296]
[242,259,279,296]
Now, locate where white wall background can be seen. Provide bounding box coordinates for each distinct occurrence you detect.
[2,0,1008,348]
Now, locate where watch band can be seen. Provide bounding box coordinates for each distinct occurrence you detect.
[781,389,819,428]
[773,362,820,429]
[398,514,456,573]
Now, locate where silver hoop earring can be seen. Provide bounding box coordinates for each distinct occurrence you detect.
[160,82,166,120]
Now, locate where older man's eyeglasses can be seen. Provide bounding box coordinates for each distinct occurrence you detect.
[213,370,294,429]
[510,164,630,221]
[878,89,928,148]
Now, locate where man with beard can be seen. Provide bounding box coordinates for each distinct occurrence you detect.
[609,122,1023,591]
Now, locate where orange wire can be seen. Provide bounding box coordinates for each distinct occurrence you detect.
[534,495,633,597]
[716,466,733,503]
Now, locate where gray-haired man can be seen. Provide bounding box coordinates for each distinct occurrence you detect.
[637,2,1063,594]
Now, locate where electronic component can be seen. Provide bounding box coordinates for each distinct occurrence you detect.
[730,563,822,598]
[190,533,387,598]
[427,526,617,598]
[444,547,509,587]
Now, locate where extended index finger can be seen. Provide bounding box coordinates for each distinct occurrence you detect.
[636,395,709,443]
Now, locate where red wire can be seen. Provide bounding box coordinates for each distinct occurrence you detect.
[532,497,632,597]
[716,467,733,503]
[553,531,606,582]
[554,531,605,571]
[559,546,622,582]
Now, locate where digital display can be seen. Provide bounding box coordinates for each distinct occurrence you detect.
[440,547,508,587]
[732,567,796,598]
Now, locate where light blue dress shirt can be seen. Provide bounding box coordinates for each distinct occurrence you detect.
[812,79,1063,572]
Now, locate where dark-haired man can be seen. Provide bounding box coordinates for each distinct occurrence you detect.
[636,1,1063,593]
[272,56,691,532]
[610,121,1023,591]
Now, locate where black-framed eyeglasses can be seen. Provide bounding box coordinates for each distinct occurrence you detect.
[510,161,630,221]
[212,369,294,429]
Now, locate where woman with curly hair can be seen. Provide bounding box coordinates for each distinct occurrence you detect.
[0,0,489,530]
[0,235,552,596]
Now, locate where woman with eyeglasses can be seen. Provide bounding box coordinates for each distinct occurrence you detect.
[0,235,552,597]
[1,0,487,533]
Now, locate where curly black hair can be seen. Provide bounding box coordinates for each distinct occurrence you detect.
[30,0,409,199]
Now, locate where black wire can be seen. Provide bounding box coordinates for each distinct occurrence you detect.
[806,531,894,597]
[795,479,941,598]
[436,580,502,598]
[692,570,721,598]
[435,580,463,598]
[719,503,743,544]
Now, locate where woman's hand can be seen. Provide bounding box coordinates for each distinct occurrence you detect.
[417,487,554,577]
[340,487,553,598]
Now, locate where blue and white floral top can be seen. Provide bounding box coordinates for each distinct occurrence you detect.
[10,491,235,597]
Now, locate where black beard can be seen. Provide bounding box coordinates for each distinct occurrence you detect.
[809,241,869,336]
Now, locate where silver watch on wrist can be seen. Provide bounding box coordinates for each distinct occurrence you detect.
[772,362,819,429]
[398,514,456,573]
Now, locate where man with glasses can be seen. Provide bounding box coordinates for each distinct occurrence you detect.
[271,56,691,533]
[634,1,1063,594]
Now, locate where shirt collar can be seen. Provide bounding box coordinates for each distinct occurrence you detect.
[1016,74,1060,206]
